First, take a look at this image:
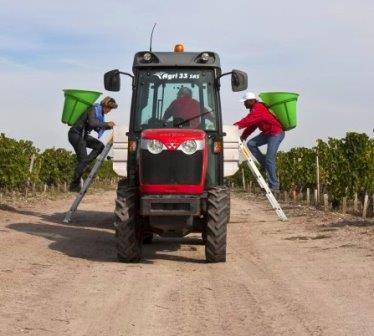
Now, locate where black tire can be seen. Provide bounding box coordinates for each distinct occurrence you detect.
[205,186,229,263]
[143,232,154,244]
[114,179,142,262]
[226,188,231,223]
[201,230,207,244]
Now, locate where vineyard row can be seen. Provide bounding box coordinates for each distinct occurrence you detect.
[228,132,374,207]
[0,133,117,190]
[1,132,373,206]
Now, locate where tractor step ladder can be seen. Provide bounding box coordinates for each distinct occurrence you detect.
[239,141,287,221]
[63,135,113,223]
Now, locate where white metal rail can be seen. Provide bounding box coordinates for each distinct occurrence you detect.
[239,141,288,221]
[63,135,113,223]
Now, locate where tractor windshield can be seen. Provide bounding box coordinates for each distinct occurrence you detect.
[134,69,217,131]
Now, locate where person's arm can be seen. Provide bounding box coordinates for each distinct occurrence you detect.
[202,106,215,122]
[87,108,111,129]
[240,126,256,141]
[162,102,175,122]
[234,107,263,130]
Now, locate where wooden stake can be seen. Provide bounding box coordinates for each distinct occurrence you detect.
[241,169,246,190]
[314,189,318,206]
[12,190,16,206]
[306,188,310,206]
[43,184,47,194]
[284,191,288,202]
[354,193,358,213]
[316,154,320,204]
[27,154,36,183]
[362,194,369,220]
[249,181,252,194]
[342,197,347,214]
[292,190,297,203]
[64,182,67,193]
[29,154,36,173]
[323,194,329,211]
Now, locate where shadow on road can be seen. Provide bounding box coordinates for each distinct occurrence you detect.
[327,219,374,228]
[1,204,115,230]
[8,220,117,262]
[142,237,206,264]
[7,219,206,264]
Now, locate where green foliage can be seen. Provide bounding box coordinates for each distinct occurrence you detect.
[0,133,39,189]
[315,132,374,202]
[38,148,75,185]
[277,147,316,191]
[96,160,117,179]
[0,133,118,189]
[278,132,373,203]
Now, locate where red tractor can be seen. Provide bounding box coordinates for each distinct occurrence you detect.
[104,46,247,262]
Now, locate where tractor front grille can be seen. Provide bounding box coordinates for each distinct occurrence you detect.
[140,150,203,185]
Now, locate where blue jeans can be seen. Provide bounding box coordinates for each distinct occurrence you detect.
[247,132,285,189]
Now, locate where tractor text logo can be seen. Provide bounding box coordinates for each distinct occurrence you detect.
[153,72,200,80]
[154,72,178,80]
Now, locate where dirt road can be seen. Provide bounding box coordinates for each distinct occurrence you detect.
[0,190,373,336]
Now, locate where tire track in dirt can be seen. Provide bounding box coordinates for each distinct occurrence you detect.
[0,190,373,335]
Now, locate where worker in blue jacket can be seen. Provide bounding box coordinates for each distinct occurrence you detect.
[68,96,117,192]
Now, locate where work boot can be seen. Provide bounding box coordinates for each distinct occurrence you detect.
[270,188,280,199]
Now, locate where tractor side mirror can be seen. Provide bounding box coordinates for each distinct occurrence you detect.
[104,69,121,91]
[231,70,248,92]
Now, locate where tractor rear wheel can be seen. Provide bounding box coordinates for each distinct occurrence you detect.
[205,186,229,263]
[114,179,142,262]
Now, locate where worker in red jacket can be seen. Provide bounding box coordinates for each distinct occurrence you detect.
[162,87,214,128]
[234,92,285,191]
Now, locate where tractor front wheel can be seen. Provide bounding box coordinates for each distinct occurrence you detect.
[114,179,142,262]
[205,186,229,263]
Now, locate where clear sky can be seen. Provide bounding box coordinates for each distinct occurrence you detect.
[1,0,373,151]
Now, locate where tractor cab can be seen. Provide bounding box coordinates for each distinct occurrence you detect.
[133,68,217,131]
[104,46,247,263]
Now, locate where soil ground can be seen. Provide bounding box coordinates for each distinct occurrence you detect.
[0,189,373,336]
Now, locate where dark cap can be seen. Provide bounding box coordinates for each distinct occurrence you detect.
[101,96,118,109]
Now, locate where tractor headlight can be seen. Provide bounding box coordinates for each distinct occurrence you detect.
[147,139,163,154]
[180,140,197,155]
[143,52,152,62]
[201,52,209,62]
